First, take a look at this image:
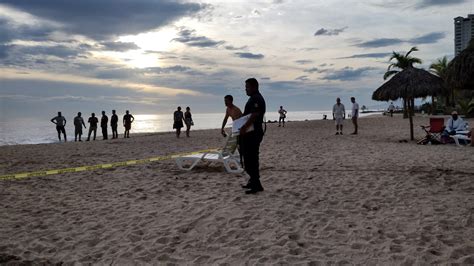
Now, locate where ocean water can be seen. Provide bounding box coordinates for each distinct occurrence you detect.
[0,111,377,145]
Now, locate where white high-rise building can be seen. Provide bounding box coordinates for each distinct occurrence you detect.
[454,14,474,55]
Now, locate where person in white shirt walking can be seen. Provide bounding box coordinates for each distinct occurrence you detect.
[350,97,359,135]
[332,98,345,135]
[278,106,287,127]
[388,102,395,117]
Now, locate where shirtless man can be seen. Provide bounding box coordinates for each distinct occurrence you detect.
[221,95,243,137]
[51,111,67,142]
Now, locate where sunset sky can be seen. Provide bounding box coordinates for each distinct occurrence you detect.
[1,0,473,117]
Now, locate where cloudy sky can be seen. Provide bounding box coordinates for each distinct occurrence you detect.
[1,0,473,117]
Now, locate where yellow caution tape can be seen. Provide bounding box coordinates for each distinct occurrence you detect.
[0,148,216,181]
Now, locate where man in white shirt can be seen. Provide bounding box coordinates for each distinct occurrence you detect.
[388,102,395,117]
[351,97,359,135]
[332,98,345,135]
[444,111,467,134]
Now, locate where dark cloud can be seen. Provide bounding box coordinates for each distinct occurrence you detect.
[224,45,248,51]
[408,32,445,44]
[0,17,54,43]
[321,67,376,81]
[0,44,13,58]
[355,31,445,48]
[235,52,264,59]
[314,27,348,36]
[303,67,327,74]
[416,0,468,8]
[337,52,392,59]
[355,38,405,48]
[1,0,205,40]
[295,60,313,65]
[100,41,140,52]
[295,75,309,81]
[173,28,224,48]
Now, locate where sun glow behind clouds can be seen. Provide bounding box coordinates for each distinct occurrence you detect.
[117,27,178,68]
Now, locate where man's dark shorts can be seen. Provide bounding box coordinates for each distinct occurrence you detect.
[75,126,82,135]
[56,126,66,134]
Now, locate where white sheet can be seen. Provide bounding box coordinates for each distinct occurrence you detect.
[232,114,254,135]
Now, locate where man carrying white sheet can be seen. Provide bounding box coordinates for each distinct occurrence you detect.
[239,78,266,195]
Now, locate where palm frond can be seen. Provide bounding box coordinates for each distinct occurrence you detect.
[383,70,399,80]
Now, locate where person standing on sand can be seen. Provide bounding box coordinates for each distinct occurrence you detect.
[173,106,185,138]
[332,98,345,135]
[73,112,86,142]
[184,107,193,138]
[240,78,266,195]
[51,111,67,142]
[278,106,287,127]
[86,113,98,141]
[123,110,134,138]
[101,111,108,140]
[351,97,359,135]
[388,102,395,117]
[221,95,243,137]
[111,110,118,139]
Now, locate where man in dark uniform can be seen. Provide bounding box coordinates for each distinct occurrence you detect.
[239,78,266,194]
[101,111,108,140]
[73,112,86,142]
[111,110,118,139]
[86,113,98,141]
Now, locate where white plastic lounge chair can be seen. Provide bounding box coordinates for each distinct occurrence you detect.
[175,134,243,173]
[450,132,471,147]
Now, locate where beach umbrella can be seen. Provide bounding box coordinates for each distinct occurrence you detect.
[446,39,474,91]
[372,66,444,140]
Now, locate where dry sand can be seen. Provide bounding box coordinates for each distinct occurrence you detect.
[0,115,473,264]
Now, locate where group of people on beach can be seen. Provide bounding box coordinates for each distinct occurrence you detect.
[50,110,135,142]
[332,97,360,135]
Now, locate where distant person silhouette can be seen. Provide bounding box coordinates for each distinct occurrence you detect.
[51,111,67,142]
[221,95,243,137]
[111,110,118,139]
[184,106,193,137]
[123,110,134,138]
[278,106,287,127]
[173,106,185,138]
[388,102,395,117]
[86,113,99,141]
[101,111,108,140]
[73,112,86,142]
[350,97,359,135]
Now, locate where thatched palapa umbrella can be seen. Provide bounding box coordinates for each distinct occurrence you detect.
[446,39,474,91]
[372,66,444,140]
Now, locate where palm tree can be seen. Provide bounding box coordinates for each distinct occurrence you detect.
[383,47,422,118]
[429,56,451,107]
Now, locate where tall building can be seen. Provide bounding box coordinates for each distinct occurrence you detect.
[454,14,474,55]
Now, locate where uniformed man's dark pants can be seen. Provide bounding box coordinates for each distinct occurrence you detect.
[240,132,264,189]
[102,126,108,140]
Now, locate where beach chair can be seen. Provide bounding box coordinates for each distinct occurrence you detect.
[419,117,444,142]
[175,134,243,173]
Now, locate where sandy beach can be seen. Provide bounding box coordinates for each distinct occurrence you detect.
[0,114,473,264]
